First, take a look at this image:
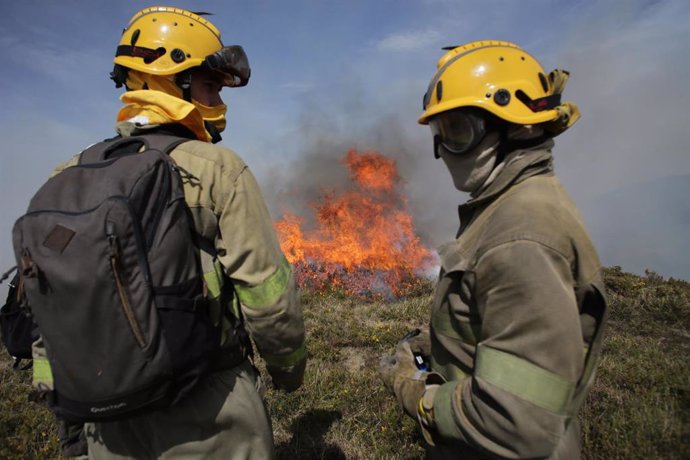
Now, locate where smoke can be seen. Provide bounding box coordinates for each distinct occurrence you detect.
[546,0,690,279]
[262,0,690,280]
[262,76,460,250]
[551,0,689,198]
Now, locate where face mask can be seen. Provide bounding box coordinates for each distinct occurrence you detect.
[437,131,500,194]
[193,99,227,133]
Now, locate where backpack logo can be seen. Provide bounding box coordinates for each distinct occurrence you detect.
[42,224,76,253]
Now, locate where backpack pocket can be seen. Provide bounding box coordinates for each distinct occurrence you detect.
[154,276,220,402]
[15,198,171,408]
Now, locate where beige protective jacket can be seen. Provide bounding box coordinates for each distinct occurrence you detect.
[426,145,607,459]
[44,123,306,382]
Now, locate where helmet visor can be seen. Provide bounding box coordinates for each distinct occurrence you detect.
[202,45,251,87]
[429,108,486,154]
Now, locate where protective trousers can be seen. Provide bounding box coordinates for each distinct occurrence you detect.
[86,361,274,459]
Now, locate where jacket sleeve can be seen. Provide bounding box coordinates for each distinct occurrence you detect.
[216,166,306,390]
[430,240,585,458]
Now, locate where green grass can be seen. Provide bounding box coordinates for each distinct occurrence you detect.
[1,267,688,458]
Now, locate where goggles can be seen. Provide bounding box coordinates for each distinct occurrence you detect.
[429,108,487,158]
[201,45,251,88]
[113,45,250,88]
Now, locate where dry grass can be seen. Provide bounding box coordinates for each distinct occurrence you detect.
[1,267,688,458]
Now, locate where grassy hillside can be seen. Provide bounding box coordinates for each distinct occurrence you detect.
[1,267,688,459]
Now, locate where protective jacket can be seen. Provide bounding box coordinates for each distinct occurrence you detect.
[426,143,607,459]
[47,121,307,377]
[32,118,306,458]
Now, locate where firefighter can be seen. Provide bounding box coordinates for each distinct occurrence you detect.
[35,6,306,458]
[379,41,608,459]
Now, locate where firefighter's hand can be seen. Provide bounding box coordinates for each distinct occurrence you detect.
[380,329,445,419]
[400,328,431,362]
[379,342,426,419]
[267,356,306,393]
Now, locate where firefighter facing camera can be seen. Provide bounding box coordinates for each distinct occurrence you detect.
[380,41,608,459]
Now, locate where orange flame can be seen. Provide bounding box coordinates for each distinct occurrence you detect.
[275,148,435,298]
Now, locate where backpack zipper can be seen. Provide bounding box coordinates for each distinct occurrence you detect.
[107,222,146,348]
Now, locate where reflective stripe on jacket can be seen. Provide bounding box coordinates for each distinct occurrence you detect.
[168,135,305,369]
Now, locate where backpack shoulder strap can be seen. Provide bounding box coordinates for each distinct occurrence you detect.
[78,134,191,165]
[137,134,192,155]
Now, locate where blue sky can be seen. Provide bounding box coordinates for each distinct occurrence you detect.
[1,0,689,293]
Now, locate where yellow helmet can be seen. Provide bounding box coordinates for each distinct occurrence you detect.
[112,6,249,88]
[419,41,563,125]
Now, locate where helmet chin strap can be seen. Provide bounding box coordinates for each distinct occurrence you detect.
[204,121,222,144]
[175,72,193,102]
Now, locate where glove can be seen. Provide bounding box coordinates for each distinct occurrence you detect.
[548,68,570,95]
[403,328,431,361]
[417,384,440,446]
[378,329,444,419]
[544,69,581,136]
[267,356,306,393]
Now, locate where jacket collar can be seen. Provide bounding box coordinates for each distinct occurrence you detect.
[457,139,555,233]
[115,121,199,139]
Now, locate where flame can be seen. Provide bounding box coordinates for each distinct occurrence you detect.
[275,148,435,298]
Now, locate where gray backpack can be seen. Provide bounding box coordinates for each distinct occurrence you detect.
[12,134,221,422]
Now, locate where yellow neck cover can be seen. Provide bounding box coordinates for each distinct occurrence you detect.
[118,70,228,142]
[117,90,211,142]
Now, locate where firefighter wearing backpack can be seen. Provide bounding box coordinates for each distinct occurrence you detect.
[22,6,306,459]
[379,41,608,458]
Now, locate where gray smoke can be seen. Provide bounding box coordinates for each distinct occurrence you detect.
[262,79,460,249]
[261,0,690,280]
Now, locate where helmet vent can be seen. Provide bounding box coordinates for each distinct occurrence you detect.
[130,29,140,47]
[499,57,504,61]
[436,81,443,102]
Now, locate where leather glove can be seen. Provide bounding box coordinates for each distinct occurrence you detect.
[403,328,431,361]
[267,356,306,393]
[378,329,444,419]
[417,384,440,446]
[544,69,581,136]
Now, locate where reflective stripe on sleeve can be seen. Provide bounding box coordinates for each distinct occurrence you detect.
[475,345,576,414]
[235,257,291,307]
[203,259,225,299]
[262,341,307,368]
[32,356,53,388]
[432,381,464,441]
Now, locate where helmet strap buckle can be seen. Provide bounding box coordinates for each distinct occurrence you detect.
[175,72,193,102]
[433,135,442,159]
